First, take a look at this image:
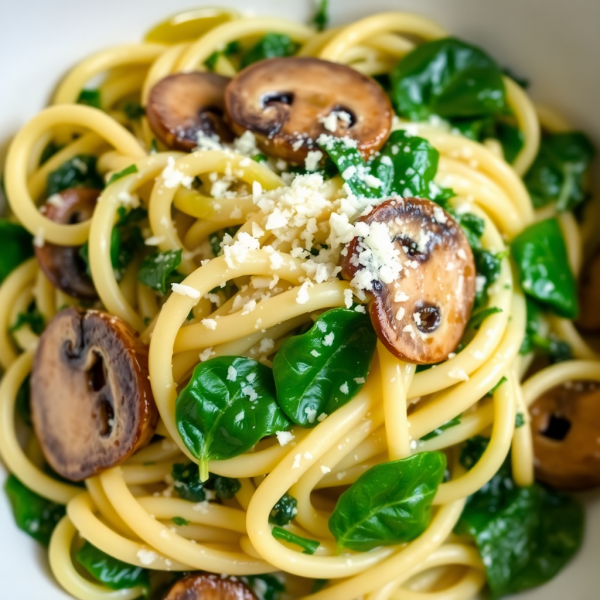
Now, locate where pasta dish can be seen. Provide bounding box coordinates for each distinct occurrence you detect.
[1,4,598,600]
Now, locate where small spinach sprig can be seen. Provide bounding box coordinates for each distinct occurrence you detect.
[176,357,292,480]
[242,575,286,600]
[329,452,446,551]
[511,218,578,318]
[10,304,45,335]
[524,132,595,211]
[138,249,184,294]
[456,437,584,599]
[241,33,298,68]
[519,298,572,362]
[269,493,298,526]
[171,462,241,502]
[0,220,33,283]
[4,475,65,545]
[312,0,329,31]
[47,154,103,196]
[273,308,376,427]
[76,541,150,594]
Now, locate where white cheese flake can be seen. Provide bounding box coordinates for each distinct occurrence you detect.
[137,550,158,566]
[340,382,349,394]
[323,332,335,346]
[145,235,164,246]
[320,465,331,474]
[201,318,218,330]
[227,366,237,381]
[304,407,317,424]
[276,431,295,446]
[448,367,470,382]
[171,283,201,300]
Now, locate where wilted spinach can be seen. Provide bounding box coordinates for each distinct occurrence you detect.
[329,452,446,551]
[137,249,184,294]
[273,309,376,427]
[47,154,103,196]
[269,493,298,526]
[241,33,298,68]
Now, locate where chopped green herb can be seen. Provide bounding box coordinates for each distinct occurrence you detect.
[313,0,329,31]
[271,527,319,554]
[47,154,103,196]
[10,305,45,335]
[171,516,190,527]
[39,141,63,166]
[252,153,268,164]
[123,101,145,120]
[107,164,138,185]
[137,249,183,295]
[488,376,508,396]
[15,376,31,426]
[150,139,159,154]
[269,494,298,526]
[468,307,502,330]
[77,89,102,109]
[241,33,299,68]
[420,417,461,441]
[515,413,525,428]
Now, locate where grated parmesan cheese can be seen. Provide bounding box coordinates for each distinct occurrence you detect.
[276,431,295,446]
[171,283,200,300]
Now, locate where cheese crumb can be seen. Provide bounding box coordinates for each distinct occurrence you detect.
[292,453,302,469]
[344,288,353,309]
[145,235,164,246]
[340,382,349,394]
[320,465,331,474]
[323,333,335,346]
[199,348,214,362]
[137,550,158,566]
[276,431,295,446]
[305,150,323,172]
[448,367,470,381]
[310,350,320,357]
[317,413,327,422]
[201,318,218,330]
[33,228,45,248]
[47,194,64,207]
[171,283,200,300]
[227,366,237,381]
[162,156,193,189]
[258,338,274,354]
[304,407,317,423]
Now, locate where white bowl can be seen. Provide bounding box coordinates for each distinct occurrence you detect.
[1,0,599,598]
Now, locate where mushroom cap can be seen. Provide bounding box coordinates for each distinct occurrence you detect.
[577,251,600,332]
[164,574,257,600]
[146,71,233,151]
[225,57,393,164]
[31,308,158,481]
[36,187,100,300]
[531,380,600,490]
[341,198,476,364]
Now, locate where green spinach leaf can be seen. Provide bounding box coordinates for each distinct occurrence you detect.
[391,37,507,121]
[123,101,145,120]
[420,417,461,441]
[313,0,329,31]
[269,494,298,526]
[273,309,376,427]
[39,141,63,166]
[76,541,150,593]
[47,155,103,195]
[176,357,292,480]
[107,164,138,185]
[468,307,502,330]
[241,33,299,68]
[511,218,578,318]
[4,474,65,546]
[137,249,183,294]
[242,574,285,600]
[10,304,45,335]
[77,89,102,109]
[172,462,241,502]
[271,527,319,554]
[329,452,446,551]
[524,132,595,211]
[171,516,189,526]
[0,220,33,282]
[205,41,239,71]
[456,437,584,599]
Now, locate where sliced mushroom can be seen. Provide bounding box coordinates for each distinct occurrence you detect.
[164,574,257,600]
[30,307,158,481]
[577,251,600,332]
[341,198,476,364]
[36,187,99,299]
[147,72,233,151]
[225,57,393,164]
[531,380,600,490]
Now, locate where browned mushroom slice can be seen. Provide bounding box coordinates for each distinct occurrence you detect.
[225,57,393,164]
[531,380,600,490]
[30,307,158,481]
[164,574,257,600]
[147,72,233,151]
[36,187,100,299]
[341,198,476,364]
[577,252,600,332]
